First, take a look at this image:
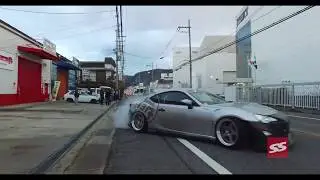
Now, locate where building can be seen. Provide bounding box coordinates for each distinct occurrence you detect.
[0,19,58,106]
[131,69,173,87]
[173,35,236,95]
[172,47,199,88]
[235,6,320,85]
[79,57,116,86]
[51,55,80,99]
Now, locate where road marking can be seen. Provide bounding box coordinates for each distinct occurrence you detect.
[291,128,320,137]
[177,138,232,175]
[288,115,320,121]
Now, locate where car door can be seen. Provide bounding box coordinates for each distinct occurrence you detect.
[152,91,191,132]
[182,103,214,137]
[153,91,212,136]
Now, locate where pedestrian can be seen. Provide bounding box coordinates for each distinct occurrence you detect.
[74,88,80,105]
[105,89,111,106]
[99,89,105,105]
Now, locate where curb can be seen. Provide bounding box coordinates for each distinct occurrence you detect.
[28,101,118,174]
[62,104,118,174]
[102,128,116,174]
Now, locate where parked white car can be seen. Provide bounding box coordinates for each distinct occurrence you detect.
[63,90,99,103]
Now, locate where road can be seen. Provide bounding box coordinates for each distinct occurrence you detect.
[104,97,320,174]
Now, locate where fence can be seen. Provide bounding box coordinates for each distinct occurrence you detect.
[236,82,320,110]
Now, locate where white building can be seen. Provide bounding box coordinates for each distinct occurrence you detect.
[0,19,57,106]
[173,35,236,95]
[172,46,200,88]
[236,6,320,85]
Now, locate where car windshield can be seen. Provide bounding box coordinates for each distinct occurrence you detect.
[188,91,226,105]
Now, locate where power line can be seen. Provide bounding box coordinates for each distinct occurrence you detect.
[0,16,115,49]
[196,6,271,55]
[54,25,116,40]
[159,31,178,58]
[0,25,116,50]
[123,51,153,59]
[174,6,315,71]
[0,6,114,15]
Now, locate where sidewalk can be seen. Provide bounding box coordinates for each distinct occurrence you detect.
[0,101,53,111]
[62,103,117,174]
[0,101,113,174]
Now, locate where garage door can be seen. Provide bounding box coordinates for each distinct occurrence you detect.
[18,56,42,104]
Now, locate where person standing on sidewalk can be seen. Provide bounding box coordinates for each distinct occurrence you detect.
[99,89,105,105]
[74,89,80,105]
[105,89,111,106]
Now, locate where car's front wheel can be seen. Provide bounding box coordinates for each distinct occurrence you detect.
[215,118,248,149]
[131,112,148,133]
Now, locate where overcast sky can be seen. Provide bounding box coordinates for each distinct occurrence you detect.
[0,6,243,75]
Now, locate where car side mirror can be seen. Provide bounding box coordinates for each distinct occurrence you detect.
[181,99,193,109]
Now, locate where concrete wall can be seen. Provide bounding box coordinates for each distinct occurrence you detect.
[173,36,236,94]
[192,52,236,95]
[237,6,320,85]
[0,22,43,95]
[172,47,199,88]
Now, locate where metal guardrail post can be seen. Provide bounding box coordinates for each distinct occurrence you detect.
[291,84,295,109]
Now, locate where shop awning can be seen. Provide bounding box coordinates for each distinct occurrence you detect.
[17,46,58,61]
[56,60,81,71]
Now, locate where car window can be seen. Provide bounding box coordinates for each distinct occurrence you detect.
[81,92,89,96]
[188,91,226,105]
[69,91,75,95]
[159,91,194,106]
[150,94,160,103]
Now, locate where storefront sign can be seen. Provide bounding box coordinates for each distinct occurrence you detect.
[43,38,56,56]
[52,81,61,101]
[0,50,14,71]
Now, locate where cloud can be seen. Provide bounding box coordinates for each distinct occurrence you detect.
[0,5,242,75]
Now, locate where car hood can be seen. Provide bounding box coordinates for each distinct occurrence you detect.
[204,102,278,116]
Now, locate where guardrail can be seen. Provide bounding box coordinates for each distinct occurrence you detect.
[236,82,320,110]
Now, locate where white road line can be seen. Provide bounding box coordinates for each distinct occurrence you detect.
[291,128,320,137]
[288,115,320,121]
[177,138,232,175]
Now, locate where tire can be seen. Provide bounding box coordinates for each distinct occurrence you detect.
[215,117,248,149]
[130,112,148,133]
[90,99,97,104]
[67,98,74,102]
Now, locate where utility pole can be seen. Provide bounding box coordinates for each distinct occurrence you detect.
[120,5,125,81]
[177,19,192,88]
[115,6,120,91]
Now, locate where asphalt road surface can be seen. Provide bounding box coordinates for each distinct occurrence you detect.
[105,97,320,174]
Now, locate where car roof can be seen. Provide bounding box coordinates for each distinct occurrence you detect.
[147,88,194,96]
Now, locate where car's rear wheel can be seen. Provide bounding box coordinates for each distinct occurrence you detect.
[90,99,97,104]
[131,112,148,133]
[67,98,74,102]
[215,118,248,149]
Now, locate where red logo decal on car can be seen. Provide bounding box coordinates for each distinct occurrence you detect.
[267,137,288,158]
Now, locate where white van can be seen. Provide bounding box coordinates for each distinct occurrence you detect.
[89,86,113,100]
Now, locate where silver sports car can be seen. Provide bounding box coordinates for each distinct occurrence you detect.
[128,88,294,150]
